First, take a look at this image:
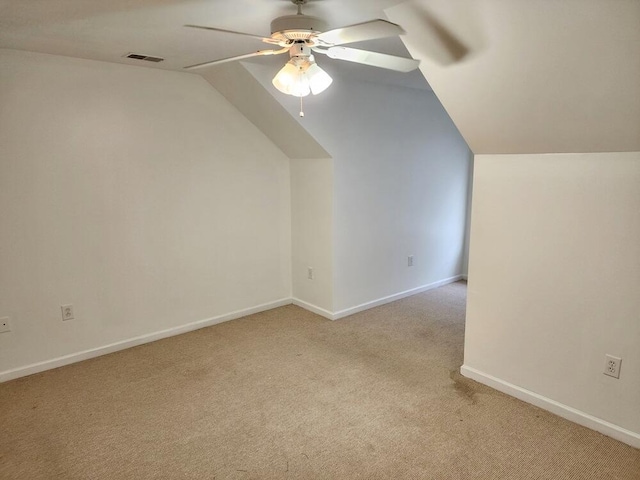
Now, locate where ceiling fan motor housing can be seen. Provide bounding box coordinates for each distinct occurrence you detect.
[270,14,328,42]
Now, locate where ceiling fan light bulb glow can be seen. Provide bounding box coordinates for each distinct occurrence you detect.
[306,63,333,95]
[272,62,299,95]
[289,76,311,97]
[272,60,311,97]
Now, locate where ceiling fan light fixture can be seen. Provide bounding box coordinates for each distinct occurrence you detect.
[272,61,299,95]
[272,56,332,98]
[307,61,333,95]
[288,72,312,97]
[272,60,311,97]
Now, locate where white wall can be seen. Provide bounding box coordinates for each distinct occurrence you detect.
[461,158,474,276]
[245,63,472,313]
[464,153,640,440]
[200,62,335,312]
[0,49,291,376]
[327,80,471,311]
[290,158,334,312]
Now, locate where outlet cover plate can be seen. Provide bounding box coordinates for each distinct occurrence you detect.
[604,354,622,379]
[61,305,74,321]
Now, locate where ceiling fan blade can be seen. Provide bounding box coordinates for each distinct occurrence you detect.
[184,24,278,45]
[184,48,289,70]
[385,4,470,65]
[316,19,405,46]
[324,47,419,72]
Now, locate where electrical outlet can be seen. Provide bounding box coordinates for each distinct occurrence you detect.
[61,304,74,321]
[307,267,314,280]
[408,255,414,267]
[604,354,622,379]
[0,317,11,333]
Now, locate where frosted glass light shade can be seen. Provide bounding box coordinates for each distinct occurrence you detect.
[272,62,302,96]
[272,58,333,97]
[307,63,333,95]
[272,61,310,97]
[289,75,311,97]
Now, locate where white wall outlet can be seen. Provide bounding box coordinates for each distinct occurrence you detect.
[0,317,11,333]
[307,267,314,280]
[61,304,74,321]
[408,255,414,267]
[604,354,622,379]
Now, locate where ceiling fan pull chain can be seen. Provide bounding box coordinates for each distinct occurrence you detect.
[299,96,305,117]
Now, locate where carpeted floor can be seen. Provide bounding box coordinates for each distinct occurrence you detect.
[1,282,638,479]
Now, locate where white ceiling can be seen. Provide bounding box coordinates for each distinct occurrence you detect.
[0,0,429,90]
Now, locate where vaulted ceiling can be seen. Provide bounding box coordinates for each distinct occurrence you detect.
[2,0,638,155]
[0,0,428,90]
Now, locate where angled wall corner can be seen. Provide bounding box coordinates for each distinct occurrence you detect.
[244,62,471,315]
[386,0,640,154]
[199,62,330,160]
[198,62,335,313]
[289,157,334,314]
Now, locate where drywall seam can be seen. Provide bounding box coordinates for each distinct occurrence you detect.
[0,298,292,383]
[294,275,464,321]
[460,365,640,449]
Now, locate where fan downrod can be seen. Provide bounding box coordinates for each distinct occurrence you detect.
[291,0,308,15]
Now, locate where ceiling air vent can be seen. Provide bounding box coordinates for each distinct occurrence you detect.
[125,53,164,63]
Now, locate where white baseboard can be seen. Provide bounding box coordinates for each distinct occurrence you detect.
[1,276,466,382]
[0,298,292,383]
[292,275,464,321]
[460,365,640,449]
[291,298,335,320]
[332,275,464,320]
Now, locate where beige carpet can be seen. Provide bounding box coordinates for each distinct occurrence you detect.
[1,282,638,479]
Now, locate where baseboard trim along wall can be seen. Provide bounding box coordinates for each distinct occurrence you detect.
[293,275,464,321]
[2,277,465,383]
[291,298,335,320]
[460,365,640,449]
[0,298,292,383]
[332,275,464,320]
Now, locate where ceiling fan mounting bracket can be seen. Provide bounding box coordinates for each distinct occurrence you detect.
[270,14,328,46]
[291,0,308,15]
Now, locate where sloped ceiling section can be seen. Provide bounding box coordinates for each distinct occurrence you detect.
[0,0,409,76]
[386,0,640,154]
[200,63,329,160]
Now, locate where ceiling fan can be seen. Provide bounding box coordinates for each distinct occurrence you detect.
[183,0,420,98]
